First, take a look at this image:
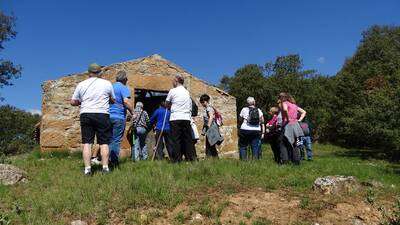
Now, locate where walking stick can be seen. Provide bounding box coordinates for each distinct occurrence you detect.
[152,108,168,161]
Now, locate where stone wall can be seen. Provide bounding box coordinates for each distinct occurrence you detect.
[40,55,238,158]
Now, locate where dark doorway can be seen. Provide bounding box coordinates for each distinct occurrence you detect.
[134,89,168,117]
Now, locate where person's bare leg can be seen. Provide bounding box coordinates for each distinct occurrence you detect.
[92,144,100,158]
[100,144,109,167]
[83,143,92,168]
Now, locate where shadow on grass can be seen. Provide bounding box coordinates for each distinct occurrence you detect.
[333,148,387,160]
[329,144,399,162]
[326,145,400,175]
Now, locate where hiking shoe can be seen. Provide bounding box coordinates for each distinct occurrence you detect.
[83,169,92,176]
[101,168,110,174]
[91,157,101,165]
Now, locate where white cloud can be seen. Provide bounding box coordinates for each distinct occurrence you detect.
[317,57,326,64]
[27,109,42,115]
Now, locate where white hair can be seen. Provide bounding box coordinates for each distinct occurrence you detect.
[175,74,184,84]
[247,97,256,105]
[135,102,143,109]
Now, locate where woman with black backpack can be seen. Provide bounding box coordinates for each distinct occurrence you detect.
[238,97,265,160]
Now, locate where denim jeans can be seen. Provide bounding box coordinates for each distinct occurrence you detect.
[300,136,313,160]
[239,129,261,160]
[109,118,126,164]
[132,127,148,161]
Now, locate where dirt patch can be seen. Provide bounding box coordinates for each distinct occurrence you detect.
[103,189,389,225]
[219,190,301,224]
[316,202,382,225]
[220,190,384,225]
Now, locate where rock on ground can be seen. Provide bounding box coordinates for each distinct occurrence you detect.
[71,220,87,225]
[0,164,27,185]
[190,213,204,224]
[313,175,359,194]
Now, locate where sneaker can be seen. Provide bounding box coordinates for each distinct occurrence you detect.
[102,167,110,174]
[83,169,92,176]
[91,157,101,165]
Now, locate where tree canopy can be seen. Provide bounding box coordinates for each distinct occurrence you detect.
[220,25,400,158]
[0,11,21,99]
[0,105,40,155]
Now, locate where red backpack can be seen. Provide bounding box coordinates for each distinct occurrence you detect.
[213,107,223,127]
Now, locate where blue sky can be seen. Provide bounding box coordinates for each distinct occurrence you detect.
[1,0,399,113]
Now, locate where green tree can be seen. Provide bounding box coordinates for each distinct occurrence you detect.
[0,11,21,100]
[333,25,400,155]
[218,75,232,92]
[0,105,40,155]
[221,55,331,140]
[226,64,267,111]
[270,54,303,78]
[221,25,400,158]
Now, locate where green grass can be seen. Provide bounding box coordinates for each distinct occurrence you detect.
[1,144,400,224]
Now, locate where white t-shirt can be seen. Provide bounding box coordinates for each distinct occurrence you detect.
[166,85,192,121]
[239,107,264,131]
[71,77,116,114]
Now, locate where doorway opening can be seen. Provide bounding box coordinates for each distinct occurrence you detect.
[134,89,168,116]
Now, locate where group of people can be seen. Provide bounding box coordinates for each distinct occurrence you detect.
[70,63,223,175]
[71,63,313,175]
[237,93,313,164]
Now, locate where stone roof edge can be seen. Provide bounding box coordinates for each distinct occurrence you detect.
[148,55,234,98]
[42,54,234,99]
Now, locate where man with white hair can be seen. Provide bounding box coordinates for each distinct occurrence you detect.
[166,74,197,162]
[238,96,265,160]
[70,63,116,175]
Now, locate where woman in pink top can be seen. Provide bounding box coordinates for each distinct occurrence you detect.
[278,92,306,165]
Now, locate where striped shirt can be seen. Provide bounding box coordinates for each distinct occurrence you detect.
[132,109,149,129]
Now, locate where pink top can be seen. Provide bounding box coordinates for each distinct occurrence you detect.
[267,114,278,126]
[283,101,299,124]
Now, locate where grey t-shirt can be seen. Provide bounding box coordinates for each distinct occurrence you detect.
[203,106,215,127]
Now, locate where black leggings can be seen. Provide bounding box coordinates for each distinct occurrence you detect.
[278,132,301,164]
[269,133,281,163]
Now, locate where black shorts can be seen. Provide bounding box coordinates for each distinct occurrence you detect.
[238,129,261,147]
[80,113,112,145]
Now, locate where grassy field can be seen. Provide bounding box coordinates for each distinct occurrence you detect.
[1,144,400,225]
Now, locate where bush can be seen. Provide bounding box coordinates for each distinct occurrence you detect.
[0,105,40,155]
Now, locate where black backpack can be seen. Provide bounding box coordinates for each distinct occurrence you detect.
[247,107,260,126]
[191,99,198,117]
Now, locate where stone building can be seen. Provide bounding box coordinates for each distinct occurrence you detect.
[40,55,238,158]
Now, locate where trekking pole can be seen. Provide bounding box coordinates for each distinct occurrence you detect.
[152,108,168,161]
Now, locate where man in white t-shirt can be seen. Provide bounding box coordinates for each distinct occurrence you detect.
[70,63,116,175]
[238,97,265,160]
[165,74,197,162]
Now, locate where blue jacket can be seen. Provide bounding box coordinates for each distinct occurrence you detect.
[150,107,171,131]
